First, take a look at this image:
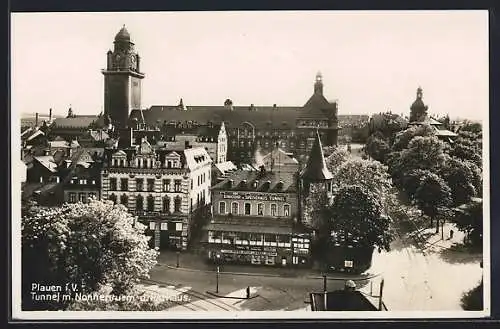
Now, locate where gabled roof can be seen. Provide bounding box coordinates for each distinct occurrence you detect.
[300,130,333,181]
[32,156,58,173]
[25,129,45,142]
[262,148,299,167]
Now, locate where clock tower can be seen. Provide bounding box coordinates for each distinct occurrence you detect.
[102,25,145,129]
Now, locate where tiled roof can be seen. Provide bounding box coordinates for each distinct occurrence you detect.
[53,116,98,128]
[214,161,237,174]
[212,169,297,193]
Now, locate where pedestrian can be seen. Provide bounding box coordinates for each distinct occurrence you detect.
[449,229,454,240]
[246,286,250,299]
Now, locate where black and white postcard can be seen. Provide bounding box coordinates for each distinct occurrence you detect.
[10,10,490,320]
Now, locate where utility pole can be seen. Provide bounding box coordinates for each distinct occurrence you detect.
[378,279,385,311]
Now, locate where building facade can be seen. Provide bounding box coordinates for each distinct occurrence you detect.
[62,150,102,204]
[100,137,212,250]
[130,121,228,164]
[205,168,311,266]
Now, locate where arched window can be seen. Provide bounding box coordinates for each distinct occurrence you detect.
[219,201,226,214]
[147,195,155,212]
[163,196,170,213]
[120,194,128,207]
[231,202,238,215]
[136,195,144,211]
[174,196,182,213]
[109,193,117,204]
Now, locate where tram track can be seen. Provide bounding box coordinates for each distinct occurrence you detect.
[141,278,241,312]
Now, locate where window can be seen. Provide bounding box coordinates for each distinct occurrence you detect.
[163,179,170,192]
[163,197,170,213]
[109,178,117,190]
[136,178,144,191]
[231,202,238,215]
[136,195,144,211]
[284,204,290,217]
[109,193,117,204]
[147,195,155,212]
[174,180,181,192]
[149,222,156,230]
[174,197,182,213]
[69,192,77,203]
[120,178,128,191]
[160,222,168,231]
[257,203,264,216]
[270,204,277,217]
[120,194,128,206]
[244,203,251,215]
[147,179,155,192]
[219,201,226,214]
[176,223,183,231]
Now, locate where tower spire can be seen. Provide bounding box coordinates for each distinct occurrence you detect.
[300,130,333,182]
[314,71,323,95]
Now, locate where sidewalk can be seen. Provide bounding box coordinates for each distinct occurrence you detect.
[409,221,467,253]
[156,251,380,281]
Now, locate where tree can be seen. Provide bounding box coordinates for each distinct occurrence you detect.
[398,136,447,173]
[438,157,478,206]
[333,159,392,207]
[460,122,482,135]
[392,124,435,151]
[22,200,158,311]
[324,147,350,174]
[369,112,408,143]
[461,279,483,311]
[365,133,391,163]
[401,169,432,201]
[453,199,483,248]
[327,185,393,251]
[414,172,452,230]
[450,131,482,169]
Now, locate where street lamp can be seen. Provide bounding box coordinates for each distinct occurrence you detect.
[215,254,221,294]
[176,251,180,268]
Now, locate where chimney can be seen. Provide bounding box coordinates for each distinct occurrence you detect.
[35,113,39,127]
[253,180,259,188]
[49,108,52,122]
[228,179,234,188]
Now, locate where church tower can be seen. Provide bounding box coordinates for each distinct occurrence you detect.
[102,25,145,129]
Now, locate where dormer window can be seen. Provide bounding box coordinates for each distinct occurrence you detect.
[265,180,272,191]
[253,180,259,189]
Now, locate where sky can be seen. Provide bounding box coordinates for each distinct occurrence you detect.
[10,11,489,121]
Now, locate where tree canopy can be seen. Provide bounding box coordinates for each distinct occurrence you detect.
[22,200,158,310]
[327,185,393,251]
[414,172,452,220]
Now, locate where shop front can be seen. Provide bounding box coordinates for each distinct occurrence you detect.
[207,245,294,267]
